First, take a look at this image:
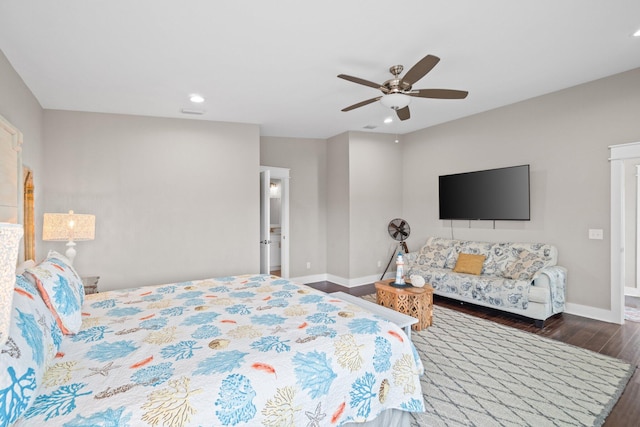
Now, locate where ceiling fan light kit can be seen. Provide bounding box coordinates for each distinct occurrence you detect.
[380,93,411,110]
[338,54,468,121]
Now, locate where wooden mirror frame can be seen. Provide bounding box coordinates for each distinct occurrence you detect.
[23,167,34,260]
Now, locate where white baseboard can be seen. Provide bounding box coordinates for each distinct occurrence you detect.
[288,272,394,287]
[625,287,640,297]
[287,273,328,285]
[565,302,622,324]
[324,274,370,288]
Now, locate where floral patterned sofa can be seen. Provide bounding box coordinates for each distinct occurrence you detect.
[405,237,567,327]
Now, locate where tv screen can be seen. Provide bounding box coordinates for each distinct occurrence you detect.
[439,165,530,221]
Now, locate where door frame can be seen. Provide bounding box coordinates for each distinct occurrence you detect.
[610,141,640,324]
[259,169,271,275]
[260,166,290,278]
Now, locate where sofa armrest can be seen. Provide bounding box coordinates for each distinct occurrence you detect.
[533,266,567,314]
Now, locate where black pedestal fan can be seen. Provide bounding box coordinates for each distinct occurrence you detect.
[380,218,410,280]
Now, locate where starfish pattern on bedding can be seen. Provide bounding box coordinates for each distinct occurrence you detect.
[305,402,326,427]
[269,326,286,334]
[1,337,20,358]
[37,313,47,329]
[85,361,122,377]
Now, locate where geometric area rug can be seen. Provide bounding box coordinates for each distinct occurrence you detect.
[411,307,636,427]
[362,295,636,427]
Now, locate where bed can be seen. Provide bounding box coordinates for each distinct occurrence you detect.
[1,115,425,426]
[2,257,425,426]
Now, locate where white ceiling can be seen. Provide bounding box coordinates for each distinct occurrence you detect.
[1,1,639,139]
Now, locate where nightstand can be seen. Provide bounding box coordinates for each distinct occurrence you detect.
[375,278,433,331]
[81,276,100,294]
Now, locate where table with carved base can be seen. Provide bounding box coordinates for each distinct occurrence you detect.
[375,278,433,331]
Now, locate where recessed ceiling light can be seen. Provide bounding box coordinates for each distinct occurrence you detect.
[189,94,205,103]
[384,117,393,124]
[634,28,640,37]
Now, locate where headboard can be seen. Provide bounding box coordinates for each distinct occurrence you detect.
[0,114,24,257]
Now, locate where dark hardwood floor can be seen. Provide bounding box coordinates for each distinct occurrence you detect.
[307,281,640,427]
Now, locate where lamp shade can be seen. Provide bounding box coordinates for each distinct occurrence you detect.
[43,210,95,242]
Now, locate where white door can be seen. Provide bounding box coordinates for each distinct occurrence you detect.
[260,166,290,278]
[259,170,271,274]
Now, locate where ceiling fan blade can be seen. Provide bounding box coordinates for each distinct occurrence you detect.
[341,96,381,112]
[337,74,382,90]
[401,55,440,85]
[396,106,410,121]
[410,89,469,99]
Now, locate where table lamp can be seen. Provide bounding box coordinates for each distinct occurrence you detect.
[43,210,95,265]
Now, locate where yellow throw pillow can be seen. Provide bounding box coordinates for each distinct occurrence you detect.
[452,253,486,275]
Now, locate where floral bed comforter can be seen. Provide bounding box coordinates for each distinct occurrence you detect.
[15,274,424,426]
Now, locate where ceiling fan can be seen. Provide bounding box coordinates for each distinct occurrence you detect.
[338,54,468,121]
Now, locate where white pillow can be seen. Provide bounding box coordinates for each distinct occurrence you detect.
[15,259,36,275]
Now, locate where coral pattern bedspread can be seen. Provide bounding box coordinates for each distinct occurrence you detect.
[15,274,424,426]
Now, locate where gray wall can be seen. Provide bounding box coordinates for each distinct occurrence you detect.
[5,44,640,316]
[348,132,403,279]
[42,110,260,290]
[308,131,403,284]
[0,50,45,258]
[402,68,640,312]
[260,136,327,278]
[326,132,350,279]
[263,132,403,284]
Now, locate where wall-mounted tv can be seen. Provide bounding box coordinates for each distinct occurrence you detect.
[439,165,530,221]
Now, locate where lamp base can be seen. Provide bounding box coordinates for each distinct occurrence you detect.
[65,241,76,266]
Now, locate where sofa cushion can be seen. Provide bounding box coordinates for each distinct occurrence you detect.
[503,249,542,281]
[453,253,486,275]
[416,238,455,268]
[482,243,513,276]
[409,266,530,310]
[484,242,557,277]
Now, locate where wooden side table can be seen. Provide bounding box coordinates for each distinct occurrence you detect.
[375,278,433,331]
[81,276,100,295]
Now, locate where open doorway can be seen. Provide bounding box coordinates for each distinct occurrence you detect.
[623,160,640,321]
[260,166,290,278]
[269,178,282,276]
[610,142,640,324]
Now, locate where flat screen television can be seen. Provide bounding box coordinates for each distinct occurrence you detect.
[439,165,530,221]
